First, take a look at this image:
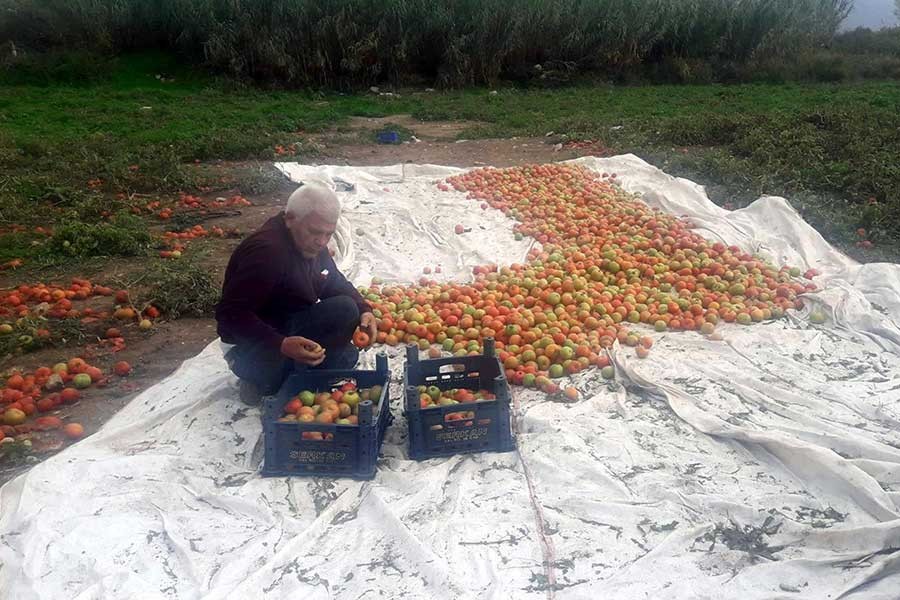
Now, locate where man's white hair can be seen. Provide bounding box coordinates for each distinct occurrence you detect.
[285,182,341,222]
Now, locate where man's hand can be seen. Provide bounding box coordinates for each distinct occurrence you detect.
[281,336,325,366]
[360,312,377,340]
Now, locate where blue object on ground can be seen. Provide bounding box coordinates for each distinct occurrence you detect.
[376,130,401,144]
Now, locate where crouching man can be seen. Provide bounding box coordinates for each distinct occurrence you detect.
[216,183,376,404]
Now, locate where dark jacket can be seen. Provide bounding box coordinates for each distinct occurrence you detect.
[216,213,370,350]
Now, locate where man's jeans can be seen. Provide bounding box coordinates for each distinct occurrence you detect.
[225,296,361,395]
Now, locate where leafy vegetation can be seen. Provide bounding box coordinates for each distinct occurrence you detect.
[48,213,151,258]
[1,0,855,86]
[0,315,87,360]
[137,255,220,319]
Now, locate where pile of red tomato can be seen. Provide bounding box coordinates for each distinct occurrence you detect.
[361,164,815,393]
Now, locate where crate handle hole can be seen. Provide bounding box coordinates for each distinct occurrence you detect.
[300,432,334,442]
[439,364,466,374]
[327,378,357,389]
[445,411,477,423]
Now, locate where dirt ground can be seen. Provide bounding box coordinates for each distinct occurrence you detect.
[0,120,591,483]
[313,114,589,167]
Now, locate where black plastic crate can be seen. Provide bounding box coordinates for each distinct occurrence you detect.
[262,353,393,479]
[403,338,515,460]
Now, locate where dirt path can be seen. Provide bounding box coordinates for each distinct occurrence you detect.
[311,114,591,167]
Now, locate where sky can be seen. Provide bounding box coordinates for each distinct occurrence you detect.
[842,0,898,29]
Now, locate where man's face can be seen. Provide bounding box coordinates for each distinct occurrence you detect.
[285,211,336,259]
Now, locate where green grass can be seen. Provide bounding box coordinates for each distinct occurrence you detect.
[1,54,898,260]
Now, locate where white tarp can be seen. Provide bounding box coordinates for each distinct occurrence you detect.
[1,155,899,600]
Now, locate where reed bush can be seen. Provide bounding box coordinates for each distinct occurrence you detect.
[0,0,855,86]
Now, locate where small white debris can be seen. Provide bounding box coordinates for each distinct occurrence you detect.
[44,373,64,392]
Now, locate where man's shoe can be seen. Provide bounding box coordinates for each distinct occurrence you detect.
[238,379,262,406]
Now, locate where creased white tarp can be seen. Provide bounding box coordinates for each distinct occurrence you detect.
[1,155,899,600]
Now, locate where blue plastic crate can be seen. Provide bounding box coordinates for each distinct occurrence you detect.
[403,338,515,460]
[376,130,401,144]
[262,353,393,479]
